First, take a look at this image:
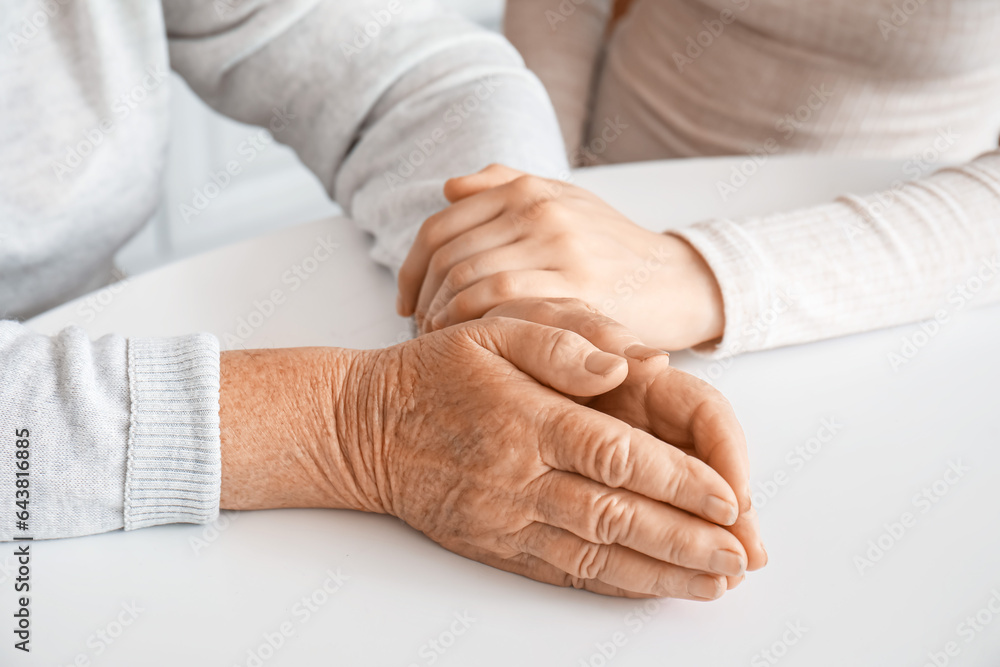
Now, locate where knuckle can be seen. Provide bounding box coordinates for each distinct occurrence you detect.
[545,328,586,367]
[592,428,636,489]
[556,296,591,312]
[512,174,544,197]
[428,248,453,275]
[524,198,560,223]
[448,290,474,322]
[447,260,477,290]
[552,230,584,255]
[662,455,694,501]
[590,492,637,545]
[489,271,519,299]
[661,521,698,566]
[570,542,611,580]
[419,214,446,246]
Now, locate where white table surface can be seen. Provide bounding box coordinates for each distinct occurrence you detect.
[19,156,1000,667]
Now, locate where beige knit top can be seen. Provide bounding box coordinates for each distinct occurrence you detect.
[506,0,1000,356]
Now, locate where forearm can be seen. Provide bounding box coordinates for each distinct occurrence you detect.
[165,0,567,271]
[674,150,1000,357]
[218,346,384,514]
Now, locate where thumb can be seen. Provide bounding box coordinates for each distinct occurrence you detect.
[485,298,668,363]
[472,317,627,397]
[444,163,525,203]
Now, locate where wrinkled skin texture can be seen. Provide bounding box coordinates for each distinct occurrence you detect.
[482,298,766,588]
[396,164,726,350]
[219,307,764,598]
[345,315,761,598]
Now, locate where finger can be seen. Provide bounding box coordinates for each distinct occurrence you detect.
[472,550,651,598]
[414,217,528,327]
[397,188,511,317]
[643,368,753,513]
[728,506,767,571]
[473,318,627,397]
[517,523,726,600]
[424,243,554,328]
[533,471,747,577]
[431,270,567,331]
[443,163,526,202]
[484,297,668,362]
[538,411,740,525]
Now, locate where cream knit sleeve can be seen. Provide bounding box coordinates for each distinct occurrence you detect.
[673,150,1000,357]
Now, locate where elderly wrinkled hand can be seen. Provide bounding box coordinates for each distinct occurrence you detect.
[364,315,757,598]
[221,305,763,597]
[481,298,767,587]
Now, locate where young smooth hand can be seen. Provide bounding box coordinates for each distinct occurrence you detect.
[397,163,727,350]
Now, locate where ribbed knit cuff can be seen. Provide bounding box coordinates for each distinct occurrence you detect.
[670,221,773,358]
[123,334,221,531]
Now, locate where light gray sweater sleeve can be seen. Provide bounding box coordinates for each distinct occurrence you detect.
[0,322,220,541]
[163,0,569,270]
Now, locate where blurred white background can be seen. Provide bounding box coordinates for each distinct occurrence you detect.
[117,0,504,276]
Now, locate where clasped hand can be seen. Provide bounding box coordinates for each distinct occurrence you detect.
[342,299,765,599]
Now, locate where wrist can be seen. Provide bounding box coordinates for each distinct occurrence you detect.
[218,346,379,512]
[642,233,725,349]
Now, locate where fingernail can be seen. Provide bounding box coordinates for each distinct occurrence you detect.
[584,351,624,376]
[703,494,738,526]
[709,549,746,577]
[624,344,669,362]
[687,574,724,600]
